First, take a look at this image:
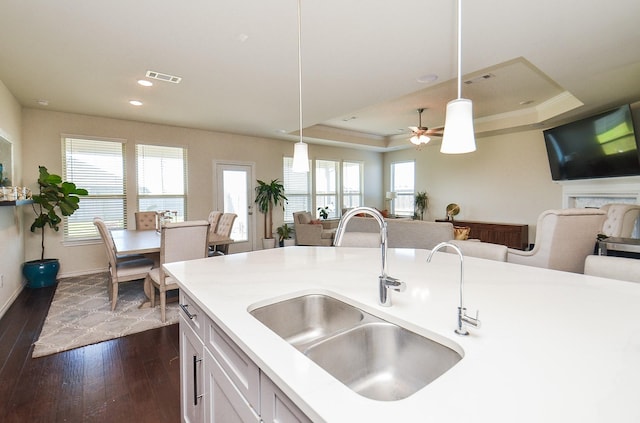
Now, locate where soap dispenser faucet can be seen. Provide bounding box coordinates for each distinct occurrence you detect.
[427,242,481,335]
[334,206,405,307]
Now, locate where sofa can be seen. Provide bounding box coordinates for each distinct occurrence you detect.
[342,217,454,250]
[293,211,340,246]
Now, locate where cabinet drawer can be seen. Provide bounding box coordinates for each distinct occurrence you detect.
[206,319,260,415]
[179,292,206,341]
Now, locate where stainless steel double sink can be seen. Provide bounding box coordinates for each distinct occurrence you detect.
[249,294,462,401]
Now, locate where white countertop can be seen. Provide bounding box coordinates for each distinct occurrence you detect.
[164,246,640,423]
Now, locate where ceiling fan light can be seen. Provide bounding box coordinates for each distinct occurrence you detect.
[410,134,430,145]
[441,98,476,154]
[292,141,309,172]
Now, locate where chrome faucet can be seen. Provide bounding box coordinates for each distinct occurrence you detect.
[334,206,406,307]
[427,242,481,336]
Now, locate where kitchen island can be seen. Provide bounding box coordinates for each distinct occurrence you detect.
[164,246,640,422]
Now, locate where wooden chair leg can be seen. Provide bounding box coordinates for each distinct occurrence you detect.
[111,282,118,311]
[160,290,166,323]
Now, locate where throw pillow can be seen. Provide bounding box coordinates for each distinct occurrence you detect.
[454,226,470,240]
[309,219,322,225]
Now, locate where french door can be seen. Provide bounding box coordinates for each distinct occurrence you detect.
[214,162,255,253]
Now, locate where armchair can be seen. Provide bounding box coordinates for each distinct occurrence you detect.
[292,211,338,246]
[507,208,606,273]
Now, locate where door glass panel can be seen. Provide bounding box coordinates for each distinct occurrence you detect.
[222,169,248,242]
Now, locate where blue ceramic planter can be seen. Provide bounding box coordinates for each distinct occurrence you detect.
[22,259,60,288]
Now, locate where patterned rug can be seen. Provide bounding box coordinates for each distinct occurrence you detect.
[32,272,179,358]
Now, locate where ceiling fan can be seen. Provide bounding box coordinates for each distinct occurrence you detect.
[409,108,444,147]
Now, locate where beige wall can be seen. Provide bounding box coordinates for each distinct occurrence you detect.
[0,81,25,318]
[21,108,383,277]
[384,130,564,242]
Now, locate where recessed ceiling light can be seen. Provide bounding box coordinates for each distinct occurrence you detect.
[36,99,49,106]
[137,79,153,87]
[129,100,143,106]
[519,100,534,106]
[237,33,249,43]
[416,73,438,83]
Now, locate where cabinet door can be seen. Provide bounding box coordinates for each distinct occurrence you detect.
[180,316,205,423]
[260,374,312,423]
[204,348,260,423]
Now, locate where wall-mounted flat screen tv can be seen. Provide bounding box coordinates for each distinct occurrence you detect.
[543,104,640,181]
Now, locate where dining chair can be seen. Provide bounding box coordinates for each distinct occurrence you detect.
[209,213,237,256]
[93,218,154,311]
[207,210,223,240]
[146,220,210,322]
[135,211,158,230]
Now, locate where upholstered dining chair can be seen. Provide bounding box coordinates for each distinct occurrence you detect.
[600,203,640,238]
[93,218,154,311]
[207,210,223,235]
[146,220,210,322]
[584,255,640,283]
[209,212,237,256]
[135,211,158,230]
[507,208,607,273]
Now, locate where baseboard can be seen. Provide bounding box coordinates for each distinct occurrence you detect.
[58,266,108,279]
[0,283,25,321]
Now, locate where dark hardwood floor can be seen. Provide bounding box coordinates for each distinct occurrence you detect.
[0,284,181,423]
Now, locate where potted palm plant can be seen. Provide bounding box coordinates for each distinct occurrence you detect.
[276,223,294,247]
[23,166,88,288]
[254,179,287,249]
[414,191,428,221]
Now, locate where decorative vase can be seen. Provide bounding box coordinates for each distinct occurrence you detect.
[262,238,276,249]
[22,259,60,288]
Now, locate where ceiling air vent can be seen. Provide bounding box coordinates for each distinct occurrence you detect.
[145,70,182,84]
[464,73,495,85]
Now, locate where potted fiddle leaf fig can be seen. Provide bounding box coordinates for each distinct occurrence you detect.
[255,179,287,249]
[23,166,88,288]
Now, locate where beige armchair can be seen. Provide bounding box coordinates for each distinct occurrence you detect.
[600,203,640,238]
[447,239,508,261]
[293,211,338,246]
[507,208,607,273]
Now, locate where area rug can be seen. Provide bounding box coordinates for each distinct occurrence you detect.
[32,272,178,358]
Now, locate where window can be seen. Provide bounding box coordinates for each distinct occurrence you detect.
[136,144,187,221]
[283,158,363,222]
[315,160,339,219]
[342,161,363,210]
[63,136,126,241]
[283,157,311,222]
[390,161,415,217]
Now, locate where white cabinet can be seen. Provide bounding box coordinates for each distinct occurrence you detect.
[261,375,313,423]
[180,292,311,423]
[180,313,204,423]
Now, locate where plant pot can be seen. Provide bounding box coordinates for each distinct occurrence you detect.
[262,238,276,249]
[283,239,296,247]
[22,259,60,288]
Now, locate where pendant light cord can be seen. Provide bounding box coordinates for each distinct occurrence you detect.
[456,0,462,100]
[297,0,303,143]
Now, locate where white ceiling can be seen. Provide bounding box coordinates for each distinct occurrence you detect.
[1,0,640,151]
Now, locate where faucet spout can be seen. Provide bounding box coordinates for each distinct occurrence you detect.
[427,242,481,336]
[335,206,404,307]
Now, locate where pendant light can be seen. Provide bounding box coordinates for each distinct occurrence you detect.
[291,0,309,172]
[440,0,476,154]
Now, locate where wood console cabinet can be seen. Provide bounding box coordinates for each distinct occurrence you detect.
[437,219,529,250]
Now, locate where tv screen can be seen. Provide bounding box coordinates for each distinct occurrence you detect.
[543,104,640,181]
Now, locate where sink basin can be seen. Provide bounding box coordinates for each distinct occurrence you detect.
[249,294,462,401]
[249,294,364,348]
[304,322,461,401]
